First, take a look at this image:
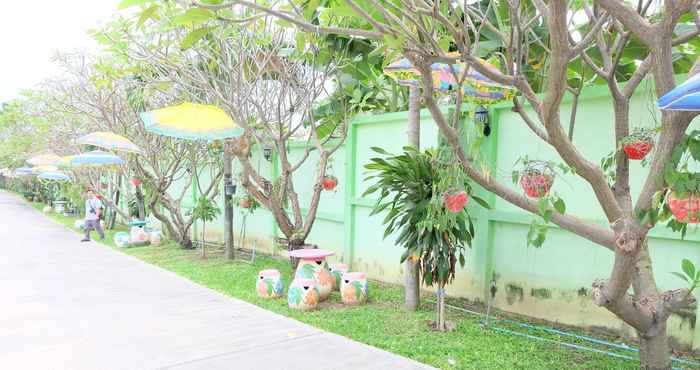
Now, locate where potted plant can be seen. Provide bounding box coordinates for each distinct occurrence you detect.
[130,177,142,187]
[322,175,338,191]
[667,191,700,224]
[364,146,488,331]
[621,128,655,160]
[235,194,259,212]
[513,158,556,198]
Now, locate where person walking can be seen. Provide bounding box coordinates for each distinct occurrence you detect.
[82,188,105,242]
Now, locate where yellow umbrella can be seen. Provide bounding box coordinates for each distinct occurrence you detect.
[31,165,59,174]
[139,102,243,141]
[27,153,60,166]
[76,131,142,154]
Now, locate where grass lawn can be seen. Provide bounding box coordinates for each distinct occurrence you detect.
[27,199,681,369]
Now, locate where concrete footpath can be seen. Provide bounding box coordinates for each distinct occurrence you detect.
[0,191,432,370]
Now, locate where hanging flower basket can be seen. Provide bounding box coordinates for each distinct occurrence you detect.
[100,182,109,190]
[518,161,555,198]
[668,192,700,224]
[621,129,655,160]
[322,175,338,191]
[442,190,469,213]
[239,196,253,209]
[130,178,142,187]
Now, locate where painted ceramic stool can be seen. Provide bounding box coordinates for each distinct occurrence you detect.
[288,249,335,301]
[256,269,283,299]
[329,263,349,291]
[287,278,320,310]
[341,272,368,305]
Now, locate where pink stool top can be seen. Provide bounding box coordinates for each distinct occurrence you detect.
[287,249,335,260]
[259,269,280,277]
[292,278,318,287]
[343,272,366,280]
[330,263,348,270]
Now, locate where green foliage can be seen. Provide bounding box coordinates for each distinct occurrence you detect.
[363,146,487,287]
[672,259,700,296]
[188,196,221,222]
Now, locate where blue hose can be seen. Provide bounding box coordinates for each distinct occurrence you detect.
[432,300,700,367]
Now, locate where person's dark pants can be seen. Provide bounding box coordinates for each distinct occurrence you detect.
[84,219,105,240]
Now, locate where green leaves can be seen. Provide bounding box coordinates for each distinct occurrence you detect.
[672,259,700,295]
[118,0,149,9]
[180,27,210,50]
[173,8,215,27]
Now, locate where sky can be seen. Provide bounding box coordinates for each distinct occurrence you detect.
[0,1,120,103]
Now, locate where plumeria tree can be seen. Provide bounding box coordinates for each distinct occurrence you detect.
[138,0,700,368]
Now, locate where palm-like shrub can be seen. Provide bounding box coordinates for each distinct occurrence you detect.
[363,146,487,330]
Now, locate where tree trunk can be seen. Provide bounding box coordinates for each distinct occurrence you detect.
[223,150,234,260]
[638,327,671,370]
[404,84,421,311]
[135,184,145,220]
[436,283,446,331]
[201,222,206,259]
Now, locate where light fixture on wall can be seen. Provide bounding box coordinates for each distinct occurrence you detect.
[263,144,273,162]
[474,105,491,136]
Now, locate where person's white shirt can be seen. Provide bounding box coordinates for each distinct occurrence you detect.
[85,198,102,221]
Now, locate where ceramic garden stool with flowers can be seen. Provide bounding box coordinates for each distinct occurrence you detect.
[256,269,283,299]
[341,272,368,305]
[288,249,335,301]
[287,278,320,310]
[329,263,349,291]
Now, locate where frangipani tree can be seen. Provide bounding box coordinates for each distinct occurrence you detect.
[102,8,355,258]
[153,0,700,368]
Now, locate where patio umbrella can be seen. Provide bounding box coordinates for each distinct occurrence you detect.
[384,54,515,105]
[27,153,60,166]
[139,102,243,141]
[384,52,515,105]
[31,165,59,174]
[71,150,124,166]
[14,167,33,175]
[38,171,70,181]
[76,131,142,154]
[657,73,700,111]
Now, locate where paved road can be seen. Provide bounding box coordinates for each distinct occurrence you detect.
[0,191,432,370]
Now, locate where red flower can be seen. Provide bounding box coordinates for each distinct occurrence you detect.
[623,142,653,160]
[322,176,338,191]
[443,191,468,213]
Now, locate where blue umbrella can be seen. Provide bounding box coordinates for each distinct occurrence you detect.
[14,167,33,175]
[657,73,700,111]
[38,171,70,181]
[71,150,124,166]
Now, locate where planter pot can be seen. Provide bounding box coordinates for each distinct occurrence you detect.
[341,272,368,305]
[623,142,653,160]
[295,259,334,301]
[114,232,130,248]
[256,269,283,299]
[148,230,162,246]
[322,176,338,191]
[130,178,142,187]
[668,192,700,224]
[329,263,349,291]
[520,174,554,198]
[287,278,319,310]
[239,198,252,209]
[443,191,468,213]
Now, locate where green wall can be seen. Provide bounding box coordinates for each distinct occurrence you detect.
[171,82,700,350]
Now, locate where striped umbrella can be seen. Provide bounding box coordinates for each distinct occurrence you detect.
[71,150,124,166]
[76,131,142,154]
[38,171,71,181]
[657,73,700,111]
[31,165,59,174]
[140,102,243,141]
[384,53,515,105]
[14,167,34,176]
[27,153,60,166]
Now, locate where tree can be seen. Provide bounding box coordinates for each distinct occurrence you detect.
[103,8,357,260]
[176,1,700,368]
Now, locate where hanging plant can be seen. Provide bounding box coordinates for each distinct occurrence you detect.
[130,177,142,187]
[667,191,700,224]
[442,189,468,213]
[322,175,338,191]
[514,159,556,198]
[235,194,259,213]
[621,128,655,160]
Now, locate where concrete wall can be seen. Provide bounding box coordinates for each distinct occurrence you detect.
[173,81,700,349]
